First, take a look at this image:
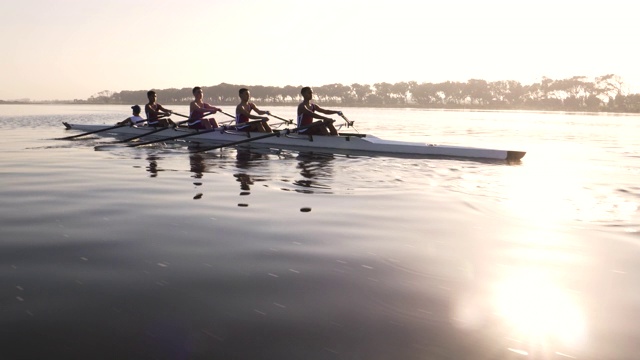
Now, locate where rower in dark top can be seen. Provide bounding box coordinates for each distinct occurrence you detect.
[296,87,341,136]
[235,88,272,133]
[145,90,174,127]
[189,87,219,129]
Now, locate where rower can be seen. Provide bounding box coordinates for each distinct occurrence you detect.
[235,88,272,133]
[117,105,146,126]
[145,90,174,127]
[297,87,341,136]
[189,87,220,129]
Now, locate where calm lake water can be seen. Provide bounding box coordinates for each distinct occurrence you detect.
[1,104,639,359]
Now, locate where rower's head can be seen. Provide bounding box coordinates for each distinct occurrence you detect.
[131,105,141,115]
[301,87,313,100]
[192,87,203,100]
[147,90,157,102]
[239,88,250,102]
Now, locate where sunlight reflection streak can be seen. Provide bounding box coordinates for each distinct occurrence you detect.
[492,269,587,348]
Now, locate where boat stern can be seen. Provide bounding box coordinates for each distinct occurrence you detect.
[506,151,526,161]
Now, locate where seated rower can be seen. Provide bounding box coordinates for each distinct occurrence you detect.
[297,86,341,136]
[189,87,220,129]
[235,88,272,133]
[145,90,174,127]
[117,105,146,126]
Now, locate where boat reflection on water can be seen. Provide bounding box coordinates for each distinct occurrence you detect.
[294,152,335,194]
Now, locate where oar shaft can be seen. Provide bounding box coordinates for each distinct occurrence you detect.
[234,119,268,128]
[339,114,354,127]
[193,131,281,153]
[58,124,127,140]
[192,121,323,153]
[219,110,235,119]
[117,127,171,143]
[268,114,293,124]
[128,127,221,147]
[171,111,190,119]
[177,109,233,122]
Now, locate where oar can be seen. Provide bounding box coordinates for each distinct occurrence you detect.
[58,123,127,140]
[92,114,173,143]
[176,110,233,126]
[215,110,233,119]
[115,126,173,143]
[231,119,270,130]
[192,122,324,153]
[170,112,218,129]
[127,127,221,147]
[95,114,187,146]
[171,111,189,119]
[338,112,355,127]
[267,113,294,125]
[220,118,236,126]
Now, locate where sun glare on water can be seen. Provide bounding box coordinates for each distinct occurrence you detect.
[492,269,587,354]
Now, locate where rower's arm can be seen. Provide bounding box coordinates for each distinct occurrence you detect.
[203,103,221,113]
[117,117,132,125]
[157,104,172,114]
[146,104,168,116]
[301,104,332,121]
[238,104,268,120]
[315,105,341,116]
[250,103,269,116]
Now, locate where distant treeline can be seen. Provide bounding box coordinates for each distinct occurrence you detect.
[70,74,639,113]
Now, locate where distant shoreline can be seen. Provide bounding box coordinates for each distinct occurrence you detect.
[4,75,639,113]
[2,101,639,115]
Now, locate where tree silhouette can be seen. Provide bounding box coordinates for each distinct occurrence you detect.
[79,74,640,113]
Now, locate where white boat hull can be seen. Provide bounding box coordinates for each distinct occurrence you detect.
[62,123,526,161]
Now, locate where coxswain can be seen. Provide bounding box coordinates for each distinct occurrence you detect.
[117,105,146,126]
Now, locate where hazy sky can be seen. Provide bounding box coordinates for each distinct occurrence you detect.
[1,0,638,101]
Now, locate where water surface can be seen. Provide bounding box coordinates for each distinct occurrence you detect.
[1,104,639,359]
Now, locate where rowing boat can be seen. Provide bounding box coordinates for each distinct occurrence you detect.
[61,123,526,161]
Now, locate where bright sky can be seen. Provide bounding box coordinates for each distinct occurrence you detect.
[1,0,638,101]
